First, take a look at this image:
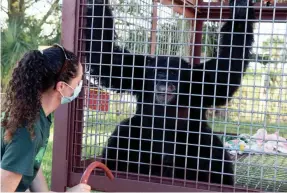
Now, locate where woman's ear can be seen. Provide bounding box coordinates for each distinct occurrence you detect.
[55,81,65,93]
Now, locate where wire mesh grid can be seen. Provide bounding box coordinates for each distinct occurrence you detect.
[72,0,287,191]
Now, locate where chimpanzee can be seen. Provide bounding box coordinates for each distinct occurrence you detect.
[84,0,255,185]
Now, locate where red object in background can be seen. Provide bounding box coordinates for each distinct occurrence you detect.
[86,89,109,112]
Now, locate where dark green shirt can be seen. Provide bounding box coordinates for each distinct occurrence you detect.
[1,108,52,192]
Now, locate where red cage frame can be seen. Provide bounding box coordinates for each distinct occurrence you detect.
[51,0,287,192]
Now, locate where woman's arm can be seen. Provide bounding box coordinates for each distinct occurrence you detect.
[29,167,49,192]
[29,167,91,192]
[0,169,22,192]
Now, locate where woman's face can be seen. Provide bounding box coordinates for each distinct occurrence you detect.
[57,63,84,98]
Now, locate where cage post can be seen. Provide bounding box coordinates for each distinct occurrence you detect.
[151,0,158,55]
[158,0,197,64]
[159,0,195,17]
[51,0,78,191]
[70,0,85,172]
[193,20,203,65]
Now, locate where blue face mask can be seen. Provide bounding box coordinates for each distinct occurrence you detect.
[60,80,83,104]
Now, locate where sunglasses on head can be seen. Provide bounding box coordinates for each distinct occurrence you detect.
[52,43,70,77]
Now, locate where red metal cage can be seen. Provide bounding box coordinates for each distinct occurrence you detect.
[51,0,287,192]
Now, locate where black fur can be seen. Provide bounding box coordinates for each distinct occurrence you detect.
[85,0,255,186]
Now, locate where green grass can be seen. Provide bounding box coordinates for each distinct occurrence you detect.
[42,128,54,189]
[209,119,287,138]
[81,113,287,158]
[235,154,287,191]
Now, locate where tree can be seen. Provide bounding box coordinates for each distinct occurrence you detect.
[1,0,61,89]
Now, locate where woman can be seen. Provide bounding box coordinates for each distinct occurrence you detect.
[1,44,91,192]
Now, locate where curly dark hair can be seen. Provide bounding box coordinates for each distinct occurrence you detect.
[2,45,80,142]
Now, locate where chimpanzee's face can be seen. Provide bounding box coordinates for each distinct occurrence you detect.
[145,57,189,105]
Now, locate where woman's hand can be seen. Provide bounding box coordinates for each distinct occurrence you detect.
[66,183,91,192]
